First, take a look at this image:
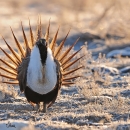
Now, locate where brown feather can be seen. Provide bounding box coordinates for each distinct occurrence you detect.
[21,22,30,49]
[62,66,83,76]
[2,36,21,63]
[28,18,34,47]
[44,19,50,43]
[50,26,60,54]
[17,57,30,92]
[0,59,17,71]
[36,16,42,41]
[1,81,19,85]
[0,73,17,80]
[62,75,81,81]
[0,47,18,66]
[0,66,17,76]
[10,27,25,57]
[62,82,74,85]
[0,18,84,112]
[63,55,85,70]
[61,46,83,66]
[58,37,80,61]
[54,29,70,58]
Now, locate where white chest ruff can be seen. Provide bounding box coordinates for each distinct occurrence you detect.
[27,46,57,94]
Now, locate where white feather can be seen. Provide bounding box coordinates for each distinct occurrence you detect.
[27,45,57,94]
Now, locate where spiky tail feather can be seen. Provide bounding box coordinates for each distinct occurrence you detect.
[0,18,84,86]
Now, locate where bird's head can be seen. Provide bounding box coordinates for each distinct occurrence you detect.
[36,38,47,47]
[36,38,48,65]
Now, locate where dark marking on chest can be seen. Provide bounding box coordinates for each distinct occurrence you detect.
[36,39,47,66]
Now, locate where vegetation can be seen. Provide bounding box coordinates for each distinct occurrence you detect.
[0,0,130,129]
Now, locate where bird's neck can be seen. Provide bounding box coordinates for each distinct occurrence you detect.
[37,44,47,65]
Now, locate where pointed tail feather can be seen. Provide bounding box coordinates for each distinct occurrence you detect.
[0,47,19,66]
[36,16,42,41]
[0,66,17,76]
[28,18,34,47]
[0,73,17,80]
[21,22,30,49]
[2,36,21,63]
[61,46,83,66]
[58,37,80,61]
[0,59,17,71]
[62,66,83,76]
[62,75,81,81]
[54,29,70,58]
[63,55,85,70]
[10,27,25,57]
[62,81,74,85]
[44,19,50,44]
[50,26,60,54]
[1,81,19,85]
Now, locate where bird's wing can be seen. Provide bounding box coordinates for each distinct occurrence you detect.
[17,56,30,92]
[55,59,62,90]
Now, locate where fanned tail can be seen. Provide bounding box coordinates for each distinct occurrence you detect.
[54,29,70,58]
[44,19,50,44]
[1,81,19,85]
[0,18,84,88]
[1,27,26,84]
[10,27,25,57]
[28,18,34,48]
[36,16,42,41]
[49,26,60,54]
[58,37,80,61]
[0,59,17,72]
[1,36,21,63]
[0,47,18,66]
[0,73,17,80]
[0,66,17,76]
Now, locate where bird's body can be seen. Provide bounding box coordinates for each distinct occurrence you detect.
[24,57,61,112]
[0,18,84,112]
[27,45,57,95]
[17,39,61,111]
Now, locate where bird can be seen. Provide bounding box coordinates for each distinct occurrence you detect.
[0,17,84,112]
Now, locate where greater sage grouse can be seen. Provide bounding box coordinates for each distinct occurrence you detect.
[0,18,84,112]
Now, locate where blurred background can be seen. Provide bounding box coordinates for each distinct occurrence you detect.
[0,0,130,56]
[0,1,130,128]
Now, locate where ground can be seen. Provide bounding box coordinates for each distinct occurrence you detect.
[0,0,130,130]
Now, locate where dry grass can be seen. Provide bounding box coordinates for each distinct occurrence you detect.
[0,43,130,129]
[0,0,130,129]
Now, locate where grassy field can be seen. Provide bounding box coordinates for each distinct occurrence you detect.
[0,0,130,130]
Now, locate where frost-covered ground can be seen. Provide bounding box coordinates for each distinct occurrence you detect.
[0,0,130,130]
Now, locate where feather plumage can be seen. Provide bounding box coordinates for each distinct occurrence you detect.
[10,27,25,57]
[0,18,84,112]
[28,18,34,48]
